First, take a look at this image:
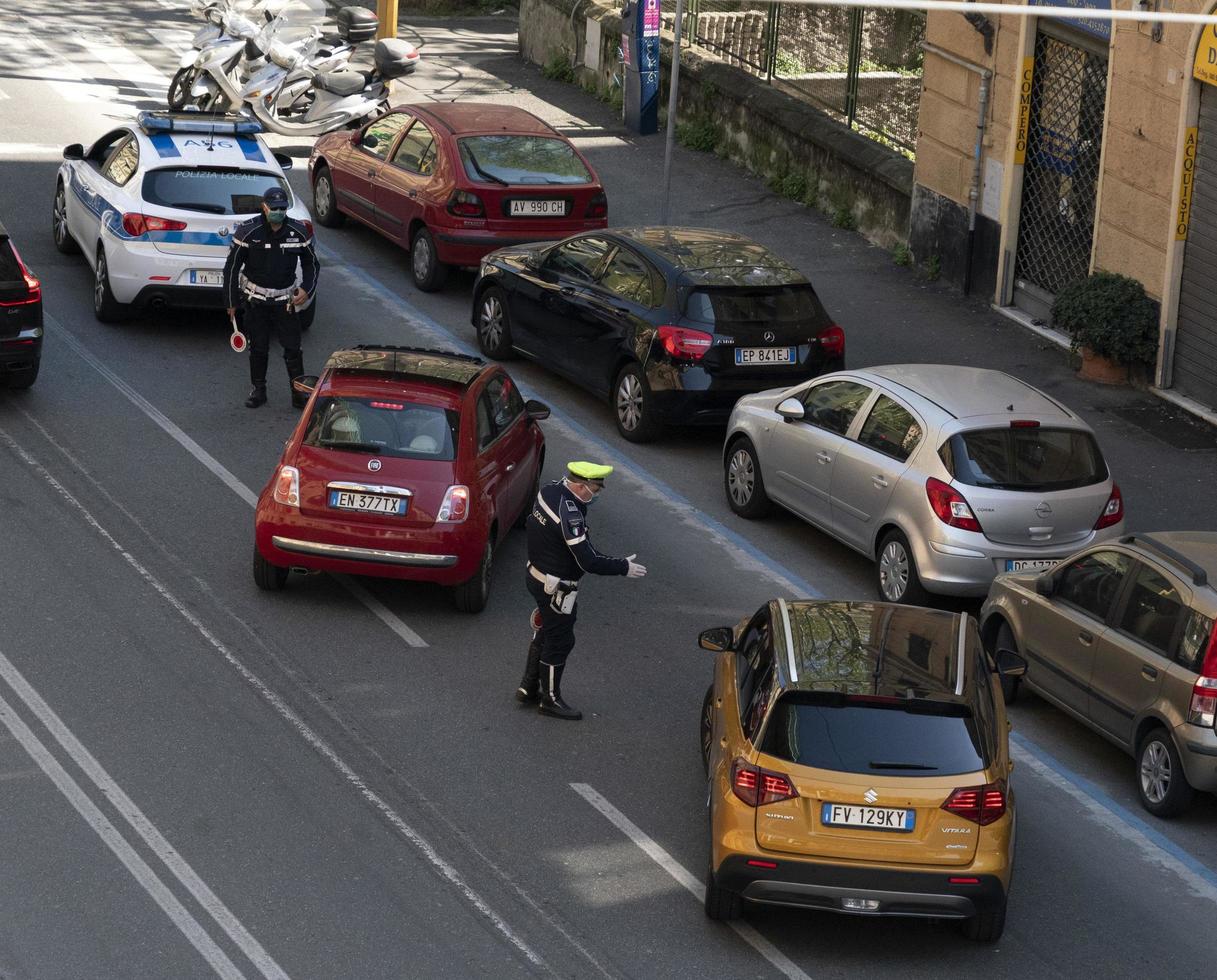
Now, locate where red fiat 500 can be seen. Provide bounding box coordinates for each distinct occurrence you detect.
[308,102,608,292]
[253,346,548,613]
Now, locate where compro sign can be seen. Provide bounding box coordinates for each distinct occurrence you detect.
[1195,24,1217,86]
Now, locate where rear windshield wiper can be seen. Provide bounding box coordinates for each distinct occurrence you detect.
[464,147,509,186]
[169,202,227,214]
[318,439,384,453]
[868,761,940,771]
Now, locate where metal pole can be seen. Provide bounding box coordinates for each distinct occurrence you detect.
[660,0,686,226]
[377,0,399,39]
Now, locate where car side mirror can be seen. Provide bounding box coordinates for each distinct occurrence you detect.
[361,134,379,149]
[63,143,84,161]
[273,152,293,171]
[525,398,550,421]
[994,648,1027,678]
[698,627,734,652]
[1034,573,1055,597]
[291,375,318,395]
[776,397,804,422]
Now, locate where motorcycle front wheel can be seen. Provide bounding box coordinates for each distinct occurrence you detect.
[167,67,195,111]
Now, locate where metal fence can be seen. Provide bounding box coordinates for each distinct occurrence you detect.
[662,2,924,153]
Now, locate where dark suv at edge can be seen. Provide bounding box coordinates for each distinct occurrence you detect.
[0,221,42,389]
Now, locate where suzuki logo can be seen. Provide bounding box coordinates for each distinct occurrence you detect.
[368,459,382,472]
[863,788,878,804]
[763,330,776,343]
[1035,500,1053,519]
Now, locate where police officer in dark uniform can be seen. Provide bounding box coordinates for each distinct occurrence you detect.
[223,187,319,409]
[516,461,647,720]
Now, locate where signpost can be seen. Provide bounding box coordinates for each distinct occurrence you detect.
[623,0,661,135]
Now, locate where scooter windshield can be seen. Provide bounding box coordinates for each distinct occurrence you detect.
[257,0,327,48]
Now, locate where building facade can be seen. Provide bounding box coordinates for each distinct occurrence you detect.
[912,0,1217,419]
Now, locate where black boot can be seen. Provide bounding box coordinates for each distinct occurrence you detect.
[538,663,581,720]
[285,349,307,408]
[515,635,542,703]
[246,351,268,408]
[244,384,267,408]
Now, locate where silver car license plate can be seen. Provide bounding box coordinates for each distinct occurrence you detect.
[734,347,795,365]
[821,803,915,832]
[1005,558,1060,572]
[189,270,224,286]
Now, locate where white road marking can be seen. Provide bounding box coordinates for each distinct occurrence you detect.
[0,426,545,972]
[53,322,427,648]
[2,24,120,109]
[0,686,248,980]
[570,784,814,980]
[63,29,173,102]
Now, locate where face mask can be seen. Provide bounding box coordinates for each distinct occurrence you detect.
[266,208,286,223]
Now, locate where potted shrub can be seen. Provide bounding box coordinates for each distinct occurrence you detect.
[1050,272,1159,384]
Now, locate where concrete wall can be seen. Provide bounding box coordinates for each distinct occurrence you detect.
[518,0,914,246]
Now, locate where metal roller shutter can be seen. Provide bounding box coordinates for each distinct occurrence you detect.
[1175,82,1217,409]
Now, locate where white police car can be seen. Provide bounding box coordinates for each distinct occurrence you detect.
[52,111,314,325]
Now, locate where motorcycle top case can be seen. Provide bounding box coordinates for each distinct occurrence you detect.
[374,38,417,79]
[337,7,378,43]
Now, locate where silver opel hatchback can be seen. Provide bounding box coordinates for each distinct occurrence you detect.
[722,365,1125,603]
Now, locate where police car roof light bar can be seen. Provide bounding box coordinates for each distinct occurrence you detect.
[136,111,263,136]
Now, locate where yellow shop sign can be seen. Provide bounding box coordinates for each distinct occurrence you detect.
[1014,57,1034,165]
[1194,25,1217,86]
[1177,127,1198,240]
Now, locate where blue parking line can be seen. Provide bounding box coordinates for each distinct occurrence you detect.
[1011,731,1217,890]
[315,242,824,600]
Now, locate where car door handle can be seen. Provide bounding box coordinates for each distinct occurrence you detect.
[816,451,832,464]
[1078,630,1094,645]
[366,168,377,177]
[1141,665,1159,681]
[408,190,417,198]
[505,463,515,473]
[873,475,889,488]
[559,286,576,297]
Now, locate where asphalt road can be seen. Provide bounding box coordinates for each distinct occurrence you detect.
[0,2,1215,978]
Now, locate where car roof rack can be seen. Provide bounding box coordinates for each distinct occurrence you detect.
[1120,534,1208,587]
[324,345,486,386]
[136,110,263,136]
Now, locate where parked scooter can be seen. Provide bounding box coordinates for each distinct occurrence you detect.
[167,0,284,110]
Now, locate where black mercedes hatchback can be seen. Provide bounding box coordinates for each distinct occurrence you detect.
[471,227,844,441]
[0,221,42,389]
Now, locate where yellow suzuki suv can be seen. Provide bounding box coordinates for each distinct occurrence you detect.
[698,599,1023,942]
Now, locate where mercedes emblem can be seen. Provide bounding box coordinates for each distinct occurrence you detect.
[368,459,382,472]
[763,330,776,343]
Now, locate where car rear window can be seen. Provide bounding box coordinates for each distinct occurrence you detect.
[683,285,829,328]
[458,136,592,186]
[302,397,459,461]
[141,168,290,216]
[760,693,989,777]
[940,427,1107,491]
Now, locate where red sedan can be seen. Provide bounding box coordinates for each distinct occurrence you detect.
[308,102,608,292]
[253,345,549,613]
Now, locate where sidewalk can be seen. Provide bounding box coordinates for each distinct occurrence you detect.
[383,11,1217,531]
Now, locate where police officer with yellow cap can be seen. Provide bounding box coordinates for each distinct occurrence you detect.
[517,461,647,720]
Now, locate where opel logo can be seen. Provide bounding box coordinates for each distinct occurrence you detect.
[763,330,776,343]
[368,459,382,472]
[1035,501,1053,520]
[863,788,878,804]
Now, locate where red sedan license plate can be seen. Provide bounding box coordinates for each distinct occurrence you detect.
[328,490,406,515]
[509,199,566,217]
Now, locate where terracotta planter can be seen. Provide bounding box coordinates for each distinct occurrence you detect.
[1077,346,1128,385]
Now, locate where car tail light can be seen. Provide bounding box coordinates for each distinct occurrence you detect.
[942,780,1007,826]
[731,758,798,807]
[437,485,470,523]
[816,323,845,360]
[657,325,712,362]
[121,213,188,236]
[1188,624,1217,727]
[447,190,485,218]
[926,477,982,533]
[0,244,40,306]
[1010,419,1040,428]
[585,191,608,219]
[939,779,1007,827]
[301,219,314,238]
[1094,483,1123,530]
[272,465,300,507]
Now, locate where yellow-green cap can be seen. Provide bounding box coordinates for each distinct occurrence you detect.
[567,461,614,482]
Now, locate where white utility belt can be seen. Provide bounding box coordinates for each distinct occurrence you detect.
[240,278,295,301]
[528,563,578,613]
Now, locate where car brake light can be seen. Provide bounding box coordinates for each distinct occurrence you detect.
[942,780,1007,826]
[301,219,314,238]
[121,213,188,236]
[585,191,608,219]
[1,244,41,306]
[1188,624,1217,727]
[437,485,470,523]
[272,465,300,507]
[816,323,845,360]
[370,401,404,411]
[657,325,712,361]
[1094,483,1123,530]
[1010,419,1040,428]
[730,758,798,807]
[926,477,982,533]
[446,190,485,218]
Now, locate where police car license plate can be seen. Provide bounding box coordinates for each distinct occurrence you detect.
[1005,558,1060,572]
[735,347,795,365]
[821,803,915,832]
[328,491,406,515]
[189,270,224,286]
[509,199,566,217]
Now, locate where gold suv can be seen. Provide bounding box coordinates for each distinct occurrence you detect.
[698,599,1023,942]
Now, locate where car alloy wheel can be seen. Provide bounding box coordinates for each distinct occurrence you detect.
[479,294,504,351]
[315,175,333,217]
[53,186,69,248]
[700,685,714,775]
[94,253,107,312]
[1140,739,1171,805]
[727,448,755,507]
[616,372,644,432]
[878,539,910,601]
[412,234,433,282]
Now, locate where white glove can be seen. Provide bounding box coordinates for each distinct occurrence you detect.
[625,554,647,578]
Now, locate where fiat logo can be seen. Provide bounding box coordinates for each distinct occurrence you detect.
[763,330,776,343]
[863,788,878,804]
[368,459,382,472]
